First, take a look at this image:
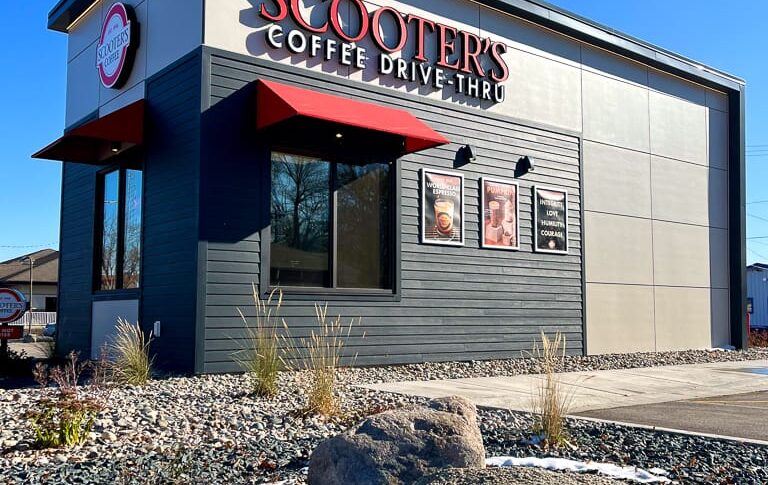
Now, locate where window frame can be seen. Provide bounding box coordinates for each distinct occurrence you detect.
[261,147,402,301]
[93,158,144,295]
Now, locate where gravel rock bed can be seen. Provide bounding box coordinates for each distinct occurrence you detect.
[480,409,768,485]
[1,349,767,484]
[0,372,427,484]
[346,348,768,385]
[415,467,622,485]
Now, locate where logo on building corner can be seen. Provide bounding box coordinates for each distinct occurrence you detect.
[97,2,139,89]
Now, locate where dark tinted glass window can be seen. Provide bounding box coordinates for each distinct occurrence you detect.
[97,166,143,291]
[270,152,392,290]
[270,153,331,287]
[123,170,143,289]
[100,170,120,290]
[336,162,391,289]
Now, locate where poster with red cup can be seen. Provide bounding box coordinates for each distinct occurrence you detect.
[421,169,464,246]
[481,177,519,250]
[533,186,569,254]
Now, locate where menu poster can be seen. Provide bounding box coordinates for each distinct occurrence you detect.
[534,186,569,254]
[481,177,519,250]
[421,169,465,246]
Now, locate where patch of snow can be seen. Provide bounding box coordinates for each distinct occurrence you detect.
[487,456,672,483]
[708,346,736,352]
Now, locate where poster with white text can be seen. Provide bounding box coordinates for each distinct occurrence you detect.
[421,169,464,246]
[534,186,568,254]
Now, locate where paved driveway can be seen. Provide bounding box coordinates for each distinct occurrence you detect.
[576,390,768,442]
[9,341,54,359]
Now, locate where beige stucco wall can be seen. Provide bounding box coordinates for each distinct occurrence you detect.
[583,63,730,352]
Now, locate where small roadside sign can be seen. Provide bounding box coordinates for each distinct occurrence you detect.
[0,288,28,324]
[0,326,23,340]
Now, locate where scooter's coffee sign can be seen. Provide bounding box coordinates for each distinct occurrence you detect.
[0,288,28,324]
[97,2,138,89]
[259,1,509,103]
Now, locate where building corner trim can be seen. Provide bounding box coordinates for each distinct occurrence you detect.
[729,85,747,349]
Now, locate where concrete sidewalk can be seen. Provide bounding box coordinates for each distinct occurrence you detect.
[362,360,768,414]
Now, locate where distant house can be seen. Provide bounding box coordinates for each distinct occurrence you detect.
[0,249,59,312]
[748,263,768,329]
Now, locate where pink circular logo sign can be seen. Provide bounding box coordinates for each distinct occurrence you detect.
[0,288,27,324]
[97,3,137,89]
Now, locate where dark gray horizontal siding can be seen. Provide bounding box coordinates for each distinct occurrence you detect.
[209,322,583,340]
[56,162,97,356]
[201,52,583,373]
[141,52,202,373]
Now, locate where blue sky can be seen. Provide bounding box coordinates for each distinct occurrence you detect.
[0,1,766,263]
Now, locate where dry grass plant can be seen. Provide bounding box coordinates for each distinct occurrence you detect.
[530,331,575,449]
[111,319,154,386]
[26,351,112,448]
[282,304,360,416]
[233,286,284,398]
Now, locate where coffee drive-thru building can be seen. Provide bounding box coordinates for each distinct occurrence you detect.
[36,0,746,373]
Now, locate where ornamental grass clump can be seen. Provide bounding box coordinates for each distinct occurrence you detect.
[111,318,154,386]
[233,286,284,398]
[283,304,360,416]
[530,331,575,449]
[26,351,111,448]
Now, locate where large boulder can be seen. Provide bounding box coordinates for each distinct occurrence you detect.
[308,396,485,485]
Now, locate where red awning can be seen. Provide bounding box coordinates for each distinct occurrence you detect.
[256,80,449,154]
[33,100,145,163]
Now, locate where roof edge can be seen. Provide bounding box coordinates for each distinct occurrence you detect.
[48,0,98,32]
[48,0,745,90]
[472,0,744,91]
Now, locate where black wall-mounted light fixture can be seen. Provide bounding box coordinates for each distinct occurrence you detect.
[454,145,477,168]
[517,155,535,175]
[462,144,477,163]
[110,142,122,153]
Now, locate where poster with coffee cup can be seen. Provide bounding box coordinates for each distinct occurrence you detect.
[481,177,519,250]
[421,169,464,246]
[533,186,568,254]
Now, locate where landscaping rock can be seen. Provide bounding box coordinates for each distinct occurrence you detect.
[2,349,768,484]
[415,467,622,485]
[308,396,485,485]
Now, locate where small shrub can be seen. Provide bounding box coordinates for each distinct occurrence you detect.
[233,286,284,398]
[26,351,111,448]
[530,331,574,449]
[111,319,154,386]
[0,347,33,377]
[283,304,359,416]
[749,329,768,348]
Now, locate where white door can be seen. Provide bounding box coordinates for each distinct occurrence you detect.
[91,300,139,360]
